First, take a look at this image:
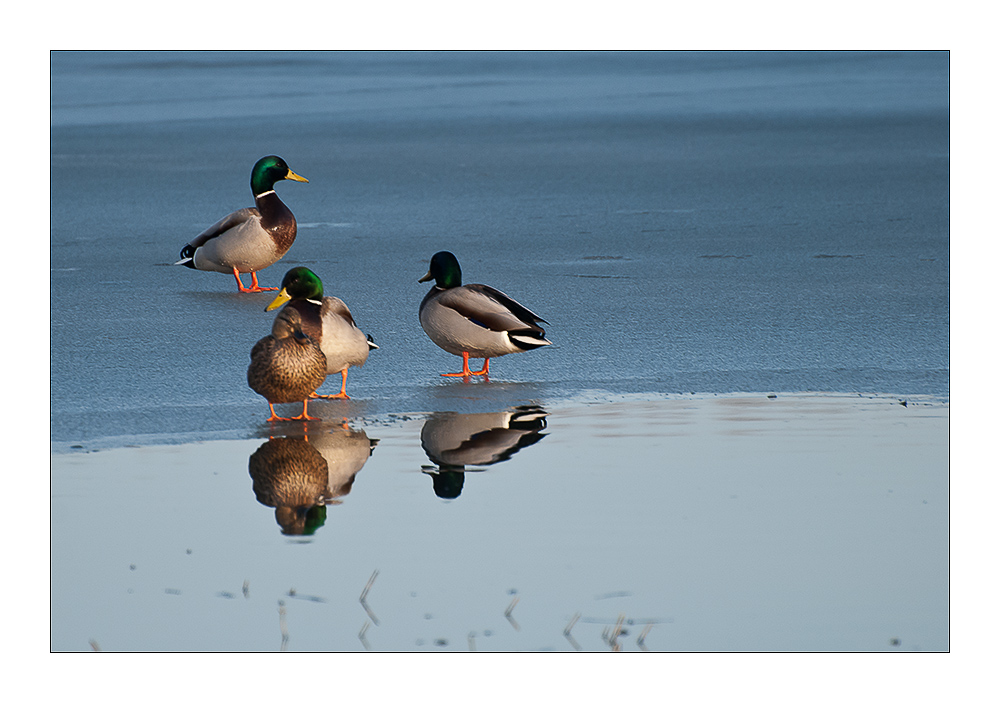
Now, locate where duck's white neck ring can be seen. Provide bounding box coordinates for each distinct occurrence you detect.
[308,298,322,306]
[255,190,276,199]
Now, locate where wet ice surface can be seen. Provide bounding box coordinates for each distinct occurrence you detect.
[50,50,948,449]
[49,51,949,651]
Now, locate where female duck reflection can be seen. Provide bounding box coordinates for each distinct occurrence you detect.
[248,425,378,535]
[421,405,548,499]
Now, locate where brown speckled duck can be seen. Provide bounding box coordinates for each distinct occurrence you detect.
[175,155,308,293]
[248,437,331,535]
[247,307,327,421]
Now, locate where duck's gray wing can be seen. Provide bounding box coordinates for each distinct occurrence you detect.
[186,207,261,248]
[441,284,548,333]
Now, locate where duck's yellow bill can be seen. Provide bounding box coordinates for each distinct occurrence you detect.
[285,170,309,183]
[265,289,292,311]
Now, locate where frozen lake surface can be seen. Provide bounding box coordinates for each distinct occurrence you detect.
[50,50,948,448]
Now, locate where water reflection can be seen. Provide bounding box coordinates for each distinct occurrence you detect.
[420,405,548,499]
[313,425,379,505]
[248,425,378,534]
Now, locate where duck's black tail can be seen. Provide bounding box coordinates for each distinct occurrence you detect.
[508,328,552,350]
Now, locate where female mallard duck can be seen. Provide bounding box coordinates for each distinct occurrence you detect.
[175,155,308,293]
[418,251,552,377]
[265,267,378,399]
[248,437,331,535]
[247,306,328,421]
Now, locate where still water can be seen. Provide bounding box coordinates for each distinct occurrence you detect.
[52,395,948,652]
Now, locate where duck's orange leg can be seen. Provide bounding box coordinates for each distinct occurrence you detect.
[312,370,351,399]
[442,352,490,377]
[265,403,294,422]
[288,398,319,421]
[249,270,278,291]
[233,267,278,293]
[441,352,473,377]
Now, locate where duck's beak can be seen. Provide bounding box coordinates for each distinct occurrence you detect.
[418,270,433,283]
[266,288,292,311]
[285,170,309,183]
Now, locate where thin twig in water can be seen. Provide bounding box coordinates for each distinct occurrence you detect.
[637,623,653,651]
[360,569,380,625]
[361,569,379,599]
[278,601,289,652]
[563,612,581,636]
[242,579,250,599]
[607,614,625,652]
[563,612,582,651]
[359,621,372,651]
[505,596,521,631]
[89,639,101,652]
[468,631,476,651]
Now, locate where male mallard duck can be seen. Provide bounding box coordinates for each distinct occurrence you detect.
[247,306,327,421]
[421,406,549,469]
[265,267,378,399]
[311,426,379,503]
[175,155,308,293]
[418,251,552,377]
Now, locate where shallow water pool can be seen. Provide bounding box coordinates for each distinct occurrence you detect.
[51,394,948,652]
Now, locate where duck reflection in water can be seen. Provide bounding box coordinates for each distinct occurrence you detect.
[420,405,548,499]
[248,424,378,534]
[313,423,379,504]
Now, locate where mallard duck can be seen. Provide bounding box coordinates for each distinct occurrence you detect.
[248,437,331,535]
[421,406,548,468]
[311,425,378,503]
[247,306,327,421]
[174,155,308,293]
[265,267,378,399]
[418,251,551,377]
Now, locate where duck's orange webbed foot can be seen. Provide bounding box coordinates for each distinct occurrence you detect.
[265,403,294,422]
[233,268,278,293]
[288,399,319,421]
[441,353,490,377]
[441,352,473,377]
[311,370,351,399]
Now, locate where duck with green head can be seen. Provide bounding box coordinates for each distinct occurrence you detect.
[266,267,378,399]
[175,155,308,293]
[418,251,552,377]
[247,306,328,421]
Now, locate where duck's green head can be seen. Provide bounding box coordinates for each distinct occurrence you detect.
[251,155,308,196]
[266,267,324,311]
[419,251,462,288]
